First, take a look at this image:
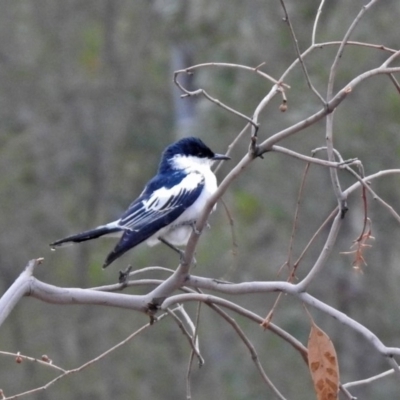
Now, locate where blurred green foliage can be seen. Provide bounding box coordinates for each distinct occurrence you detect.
[80,23,103,74]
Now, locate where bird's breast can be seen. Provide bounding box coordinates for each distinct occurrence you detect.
[179,169,218,221]
[146,169,218,248]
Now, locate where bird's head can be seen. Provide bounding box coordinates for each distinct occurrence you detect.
[160,137,230,172]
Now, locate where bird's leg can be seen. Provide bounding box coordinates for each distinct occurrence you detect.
[158,236,197,266]
[158,237,185,260]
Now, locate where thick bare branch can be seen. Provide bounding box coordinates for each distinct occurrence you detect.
[162,289,400,373]
[0,259,41,327]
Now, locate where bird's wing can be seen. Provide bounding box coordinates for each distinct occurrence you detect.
[103,171,204,268]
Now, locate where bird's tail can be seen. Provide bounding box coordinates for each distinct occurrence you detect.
[50,224,122,249]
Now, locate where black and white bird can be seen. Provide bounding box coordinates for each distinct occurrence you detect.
[50,136,230,268]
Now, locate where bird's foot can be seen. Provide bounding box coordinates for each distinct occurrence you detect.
[189,221,202,235]
[118,265,133,285]
[190,221,211,234]
[179,250,197,267]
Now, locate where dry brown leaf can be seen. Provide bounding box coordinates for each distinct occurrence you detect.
[307,320,340,400]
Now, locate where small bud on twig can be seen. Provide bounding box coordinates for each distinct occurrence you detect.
[279,101,288,112]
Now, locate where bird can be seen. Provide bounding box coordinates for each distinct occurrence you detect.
[50,136,230,268]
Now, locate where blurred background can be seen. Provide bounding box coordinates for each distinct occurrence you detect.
[1,0,400,399]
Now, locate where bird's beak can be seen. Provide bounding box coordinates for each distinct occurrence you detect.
[212,153,230,161]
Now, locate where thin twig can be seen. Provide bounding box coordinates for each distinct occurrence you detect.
[271,145,358,168]
[352,162,369,242]
[317,40,397,54]
[312,0,326,45]
[2,314,168,400]
[343,165,400,224]
[343,369,394,389]
[186,301,202,400]
[177,85,258,128]
[173,62,289,130]
[0,351,66,373]
[214,123,250,174]
[220,198,239,280]
[312,146,345,162]
[328,0,381,99]
[280,40,398,83]
[388,73,400,94]
[167,307,204,366]
[296,210,343,291]
[286,160,312,273]
[293,209,337,271]
[174,62,289,88]
[209,304,288,400]
[279,0,326,105]
[325,0,380,212]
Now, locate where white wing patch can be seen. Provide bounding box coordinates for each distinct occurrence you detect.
[143,173,203,211]
[118,172,204,230]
